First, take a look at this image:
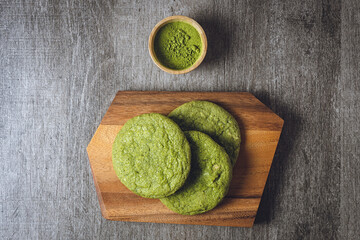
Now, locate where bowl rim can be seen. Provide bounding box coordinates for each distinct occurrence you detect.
[148,15,208,74]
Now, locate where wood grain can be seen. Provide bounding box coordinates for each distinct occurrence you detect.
[87,91,283,227]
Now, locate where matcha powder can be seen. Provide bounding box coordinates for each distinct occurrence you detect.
[154,21,202,70]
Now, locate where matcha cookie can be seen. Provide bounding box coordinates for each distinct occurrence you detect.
[112,113,191,198]
[168,101,241,166]
[160,131,232,215]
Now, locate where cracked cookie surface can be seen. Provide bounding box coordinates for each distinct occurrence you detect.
[112,113,191,198]
[160,131,232,215]
[168,101,241,166]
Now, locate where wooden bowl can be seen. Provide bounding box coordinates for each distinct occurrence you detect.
[149,16,208,74]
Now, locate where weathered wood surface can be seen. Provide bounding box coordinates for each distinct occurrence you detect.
[87,91,283,227]
[1,0,359,239]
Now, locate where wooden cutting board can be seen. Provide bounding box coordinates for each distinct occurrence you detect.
[87,91,283,227]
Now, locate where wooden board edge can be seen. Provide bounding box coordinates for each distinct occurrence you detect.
[245,92,285,126]
[114,90,255,97]
[250,124,284,220]
[104,216,255,228]
[87,132,110,220]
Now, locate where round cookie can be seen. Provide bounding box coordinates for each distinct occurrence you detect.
[160,131,232,215]
[168,100,241,166]
[112,113,191,198]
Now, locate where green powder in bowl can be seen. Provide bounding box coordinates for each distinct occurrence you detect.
[154,21,203,70]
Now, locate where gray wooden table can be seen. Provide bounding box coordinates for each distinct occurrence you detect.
[1,0,359,239]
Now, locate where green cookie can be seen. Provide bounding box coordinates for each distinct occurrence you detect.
[160,131,232,215]
[112,113,191,198]
[168,100,241,166]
